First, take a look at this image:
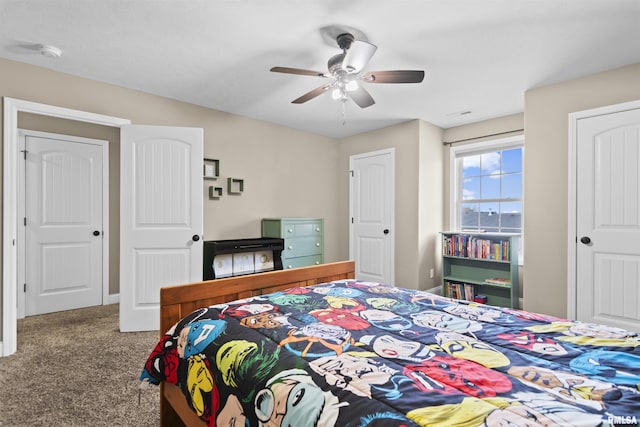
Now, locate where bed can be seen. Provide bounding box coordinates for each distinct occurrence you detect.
[141,260,640,427]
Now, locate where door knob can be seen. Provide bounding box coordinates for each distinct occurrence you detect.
[580,236,591,244]
[93,230,100,236]
[192,234,200,242]
[383,229,390,235]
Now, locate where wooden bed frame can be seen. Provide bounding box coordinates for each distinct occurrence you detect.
[157,260,356,426]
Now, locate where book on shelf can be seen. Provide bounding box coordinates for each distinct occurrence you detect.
[442,233,511,261]
[444,281,475,302]
[484,277,512,286]
[474,295,488,304]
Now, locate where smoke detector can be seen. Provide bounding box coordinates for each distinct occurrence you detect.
[39,44,62,58]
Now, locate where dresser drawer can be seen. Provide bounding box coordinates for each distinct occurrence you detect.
[282,255,323,269]
[282,221,322,237]
[262,218,323,237]
[283,237,322,257]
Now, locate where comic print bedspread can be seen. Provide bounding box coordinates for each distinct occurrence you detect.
[141,280,640,427]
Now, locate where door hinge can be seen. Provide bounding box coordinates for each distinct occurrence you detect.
[24,217,27,226]
[21,149,28,160]
[351,217,354,224]
[24,283,27,293]
[349,170,354,177]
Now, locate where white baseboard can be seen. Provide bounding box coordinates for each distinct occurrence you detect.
[106,293,119,305]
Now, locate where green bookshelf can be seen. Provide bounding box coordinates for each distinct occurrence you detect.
[441,232,520,308]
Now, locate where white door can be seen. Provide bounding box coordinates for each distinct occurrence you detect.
[22,131,105,315]
[349,149,394,284]
[575,105,640,331]
[120,125,203,332]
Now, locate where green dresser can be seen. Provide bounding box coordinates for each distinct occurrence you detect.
[261,218,324,269]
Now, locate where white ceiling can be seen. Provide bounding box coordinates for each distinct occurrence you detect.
[1,0,639,138]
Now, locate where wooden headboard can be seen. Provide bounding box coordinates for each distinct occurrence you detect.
[159,260,355,335]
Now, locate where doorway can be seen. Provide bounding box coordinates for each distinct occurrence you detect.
[2,97,130,357]
[17,130,107,317]
[3,98,204,354]
[349,148,395,284]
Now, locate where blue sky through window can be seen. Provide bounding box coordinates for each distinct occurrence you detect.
[460,147,522,232]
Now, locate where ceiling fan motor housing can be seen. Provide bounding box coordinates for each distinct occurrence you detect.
[329,33,357,75]
[336,33,355,51]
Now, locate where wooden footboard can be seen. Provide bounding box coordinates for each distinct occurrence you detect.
[158,260,355,426]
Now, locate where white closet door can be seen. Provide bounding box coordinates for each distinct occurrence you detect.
[120,125,203,332]
[350,149,395,285]
[576,106,640,331]
[25,132,104,315]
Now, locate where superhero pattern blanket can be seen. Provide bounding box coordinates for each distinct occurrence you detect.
[141,280,640,427]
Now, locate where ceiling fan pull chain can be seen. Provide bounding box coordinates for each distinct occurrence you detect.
[341,99,347,125]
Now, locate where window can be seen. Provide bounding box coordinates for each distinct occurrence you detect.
[450,137,523,234]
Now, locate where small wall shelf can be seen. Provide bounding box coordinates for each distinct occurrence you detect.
[203,158,219,180]
[227,177,244,194]
[208,186,223,200]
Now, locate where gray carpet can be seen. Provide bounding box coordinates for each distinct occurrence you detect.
[0,304,160,426]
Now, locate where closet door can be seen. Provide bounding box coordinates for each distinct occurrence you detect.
[575,104,640,331]
[119,125,203,332]
[23,131,105,316]
[349,149,394,285]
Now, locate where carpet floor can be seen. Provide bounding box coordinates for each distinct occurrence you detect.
[0,304,160,426]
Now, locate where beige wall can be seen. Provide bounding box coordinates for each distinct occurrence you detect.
[0,58,340,340]
[3,55,640,346]
[442,113,525,302]
[442,113,525,228]
[418,120,445,289]
[337,120,444,290]
[1,58,443,345]
[523,63,640,317]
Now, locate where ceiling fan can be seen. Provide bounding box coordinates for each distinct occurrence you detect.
[270,32,425,109]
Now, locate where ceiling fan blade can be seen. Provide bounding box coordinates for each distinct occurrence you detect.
[362,70,425,83]
[292,83,334,104]
[270,66,328,77]
[342,40,377,73]
[348,86,375,108]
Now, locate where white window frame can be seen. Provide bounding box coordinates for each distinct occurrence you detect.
[449,136,524,260]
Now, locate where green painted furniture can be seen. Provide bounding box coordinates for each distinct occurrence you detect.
[262,218,324,269]
[441,232,520,308]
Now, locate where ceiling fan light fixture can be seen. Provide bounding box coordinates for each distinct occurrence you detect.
[345,80,358,92]
[270,28,425,112]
